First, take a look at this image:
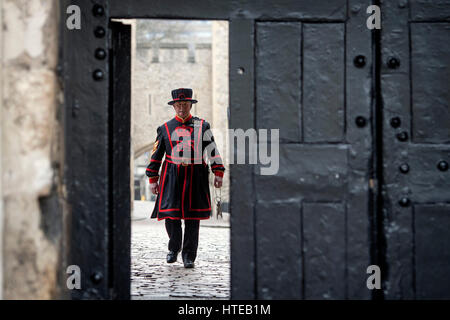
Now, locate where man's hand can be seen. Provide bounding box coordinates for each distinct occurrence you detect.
[214,176,223,188]
[150,182,159,195]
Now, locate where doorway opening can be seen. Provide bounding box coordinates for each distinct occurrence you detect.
[115,19,231,299]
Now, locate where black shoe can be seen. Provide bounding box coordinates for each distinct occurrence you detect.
[166,251,179,263]
[183,258,195,268]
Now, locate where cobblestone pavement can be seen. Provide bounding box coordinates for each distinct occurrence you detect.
[131,201,230,300]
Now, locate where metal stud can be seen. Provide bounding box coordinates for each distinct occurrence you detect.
[353,55,366,68]
[92,4,105,17]
[387,57,400,69]
[399,197,410,207]
[93,69,104,81]
[95,48,107,60]
[390,117,401,128]
[94,26,106,38]
[399,163,410,174]
[437,160,449,172]
[355,116,367,128]
[91,271,103,284]
[396,131,408,142]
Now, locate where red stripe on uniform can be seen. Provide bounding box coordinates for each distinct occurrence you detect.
[158,162,167,213]
[157,161,181,214]
[165,123,173,150]
[157,216,210,221]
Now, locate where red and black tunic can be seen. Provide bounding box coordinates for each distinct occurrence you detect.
[146,114,225,220]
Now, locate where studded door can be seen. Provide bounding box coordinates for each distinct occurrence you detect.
[380,1,450,299]
[250,4,374,299]
[62,0,375,299]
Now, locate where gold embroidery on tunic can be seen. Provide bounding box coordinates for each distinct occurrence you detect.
[151,140,159,155]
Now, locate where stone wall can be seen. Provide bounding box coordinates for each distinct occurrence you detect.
[211,21,230,205]
[0,0,3,301]
[1,0,67,299]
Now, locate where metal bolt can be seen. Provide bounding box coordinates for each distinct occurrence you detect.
[91,272,103,284]
[355,116,367,128]
[387,57,400,69]
[95,48,107,60]
[399,197,410,207]
[92,4,105,17]
[399,163,410,174]
[93,69,104,81]
[390,117,401,128]
[396,131,408,142]
[353,55,366,68]
[437,160,448,172]
[94,26,106,38]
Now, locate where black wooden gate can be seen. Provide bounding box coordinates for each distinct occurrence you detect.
[61,0,450,299]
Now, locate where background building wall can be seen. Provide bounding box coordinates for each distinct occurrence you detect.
[1,0,67,299]
[211,21,230,206]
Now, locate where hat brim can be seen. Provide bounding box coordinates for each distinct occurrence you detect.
[168,99,198,105]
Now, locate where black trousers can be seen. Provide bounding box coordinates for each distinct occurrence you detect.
[165,219,200,262]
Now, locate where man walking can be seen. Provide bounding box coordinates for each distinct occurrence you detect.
[146,88,225,268]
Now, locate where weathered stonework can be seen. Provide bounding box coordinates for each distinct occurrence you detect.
[0,0,3,300]
[211,21,230,205]
[1,0,67,299]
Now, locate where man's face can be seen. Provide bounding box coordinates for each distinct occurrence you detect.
[173,101,192,118]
